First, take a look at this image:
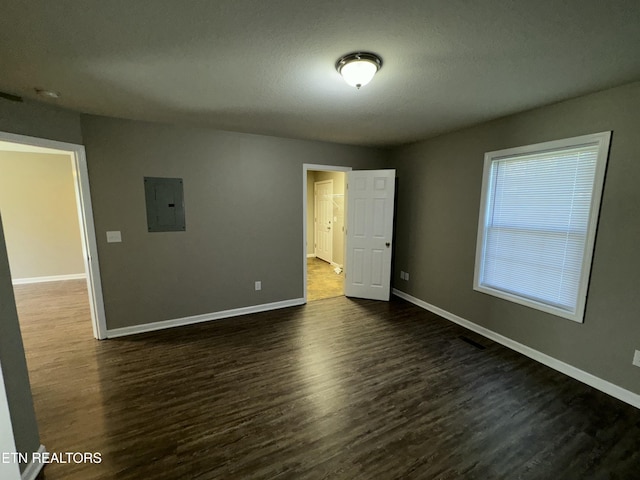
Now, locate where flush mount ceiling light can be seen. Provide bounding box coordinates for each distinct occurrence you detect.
[336,52,382,89]
[35,88,60,99]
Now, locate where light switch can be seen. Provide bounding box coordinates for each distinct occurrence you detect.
[106,231,122,243]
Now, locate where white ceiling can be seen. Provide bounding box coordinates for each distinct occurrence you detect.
[1,0,639,146]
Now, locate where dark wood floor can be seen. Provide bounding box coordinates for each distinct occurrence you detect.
[13,280,640,479]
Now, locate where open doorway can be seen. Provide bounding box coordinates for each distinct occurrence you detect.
[304,165,397,303]
[304,165,350,302]
[0,131,106,339]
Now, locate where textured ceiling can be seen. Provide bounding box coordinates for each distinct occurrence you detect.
[1,0,639,146]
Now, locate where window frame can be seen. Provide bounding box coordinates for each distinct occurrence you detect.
[473,131,611,323]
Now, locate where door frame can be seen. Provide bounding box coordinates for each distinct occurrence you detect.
[303,164,351,303]
[0,130,108,339]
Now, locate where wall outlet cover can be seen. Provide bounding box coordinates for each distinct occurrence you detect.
[633,350,640,367]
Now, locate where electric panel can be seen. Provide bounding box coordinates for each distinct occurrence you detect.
[144,177,186,232]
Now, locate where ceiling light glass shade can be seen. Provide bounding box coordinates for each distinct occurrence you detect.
[336,52,382,89]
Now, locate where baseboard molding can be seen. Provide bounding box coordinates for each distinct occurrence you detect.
[107,298,306,338]
[12,273,86,285]
[307,254,343,269]
[21,444,46,480]
[392,288,640,410]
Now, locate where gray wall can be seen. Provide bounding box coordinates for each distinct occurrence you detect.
[0,215,40,472]
[0,98,79,471]
[81,115,386,330]
[0,98,83,145]
[391,81,640,394]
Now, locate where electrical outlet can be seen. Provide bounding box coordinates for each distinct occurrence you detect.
[405,272,410,281]
[255,281,262,291]
[633,350,640,367]
[400,271,406,280]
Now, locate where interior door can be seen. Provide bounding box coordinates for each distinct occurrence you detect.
[345,169,396,301]
[314,180,333,263]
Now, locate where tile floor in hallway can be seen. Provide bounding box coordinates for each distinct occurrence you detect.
[306,256,344,301]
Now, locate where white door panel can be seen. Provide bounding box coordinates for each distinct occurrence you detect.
[314,180,333,263]
[345,170,395,301]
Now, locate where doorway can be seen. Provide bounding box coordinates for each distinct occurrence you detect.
[304,165,350,302]
[0,131,106,339]
[304,165,397,303]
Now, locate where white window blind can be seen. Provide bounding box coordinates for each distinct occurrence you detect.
[474,132,611,322]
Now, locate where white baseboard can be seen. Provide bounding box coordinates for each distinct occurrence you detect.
[12,273,86,285]
[21,444,46,480]
[330,261,343,269]
[306,254,316,258]
[393,288,640,410]
[107,297,306,338]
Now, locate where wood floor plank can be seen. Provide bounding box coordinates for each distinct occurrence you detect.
[11,280,640,479]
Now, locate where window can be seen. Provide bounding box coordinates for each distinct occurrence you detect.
[474,132,611,322]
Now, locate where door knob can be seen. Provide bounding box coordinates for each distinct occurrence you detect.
[385,242,390,247]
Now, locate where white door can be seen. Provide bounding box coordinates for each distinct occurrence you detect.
[345,170,396,301]
[314,180,333,263]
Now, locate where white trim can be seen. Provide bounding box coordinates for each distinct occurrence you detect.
[303,164,352,303]
[393,288,640,410]
[21,445,46,480]
[306,256,343,269]
[12,273,86,285]
[0,131,108,339]
[0,360,21,480]
[72,145,108,339]
[107,298,305,338]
